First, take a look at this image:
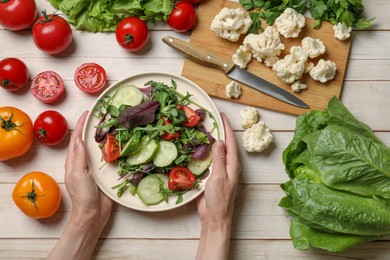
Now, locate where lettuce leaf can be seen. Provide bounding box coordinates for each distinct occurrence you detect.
[49,0,174,32]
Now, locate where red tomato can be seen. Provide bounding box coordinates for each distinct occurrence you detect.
[102,134,120,163]
[31,71,65,104]
[176,105,201,128]
[12,171,61,219]
[32,11,73,54]
[0,0,37,31]
[0,58,29,92]
[160,117,180,140]
[33,110,69,146]
[167,2,197,32]
[115,17,149,52]
[74,63,107,94]
[0,106,34,161]
[182,0,202,4]
[168,166,197,191]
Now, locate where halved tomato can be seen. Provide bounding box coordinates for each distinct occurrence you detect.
[74,63,107,94]
[160,117,180,141]
[30,71,65,103]
[176,104,201,128]
[168,166,196,191]
[102,134,120,163]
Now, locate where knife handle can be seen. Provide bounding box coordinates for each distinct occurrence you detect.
[162,36,234,74]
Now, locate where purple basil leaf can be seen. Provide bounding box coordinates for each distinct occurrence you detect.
[118,100,160,129]
[192,144,211,160]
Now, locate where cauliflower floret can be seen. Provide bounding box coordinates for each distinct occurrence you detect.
[243,26,285,67]
[211,8,253,42]
[310,59,337,83]
[301,37,326,59]
[274,8,305,38]
[333,22,352,41]
[225,81,241,99]
[272,52,305,84]
[240,106,259,129]
[232,45,252,69]
[242,121,274,152]
[290,46,314,73]
[291,82,307,93]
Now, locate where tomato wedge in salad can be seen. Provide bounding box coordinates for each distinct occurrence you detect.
[74,63,107,94]
[160,117,180,141]
[177,104,201,128]
[102,134,120,163]
[31,71,65,103]
[168,166,197,191]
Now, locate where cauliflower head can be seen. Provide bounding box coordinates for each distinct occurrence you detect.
[310,59,337,83]
[232,45,252,69]
[272,52,305,84]
[274,8,305,38]
[210,8,253,42]
[242,121,274,152]
[333,22,352,41]
[301,37,326,59]
[243,26,285,67]
[240,106,259,129]
[225,81,241,99]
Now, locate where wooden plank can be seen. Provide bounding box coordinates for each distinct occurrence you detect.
[182,0,351,116]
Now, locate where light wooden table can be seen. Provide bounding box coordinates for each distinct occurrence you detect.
[1,1,389,259]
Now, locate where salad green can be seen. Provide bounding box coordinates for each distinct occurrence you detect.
[280,97,390,252]
[49,0,175,32]
[94,79,218,205]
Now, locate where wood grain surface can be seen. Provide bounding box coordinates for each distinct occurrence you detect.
[182,0,351,115]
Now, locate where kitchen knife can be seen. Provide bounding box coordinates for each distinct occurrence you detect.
[162,36,310,109]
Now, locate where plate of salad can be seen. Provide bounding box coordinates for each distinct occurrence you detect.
[82,72,224,212]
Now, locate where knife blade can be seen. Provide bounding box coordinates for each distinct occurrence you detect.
[162,36,310,109]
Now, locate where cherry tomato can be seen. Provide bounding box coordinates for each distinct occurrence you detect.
[12,171,61,219]
[0,0,37,31]
[31,71,65,104]
[167,2,197,32]
[160,117,180,141]
[32,11,73,54]
[33,110,69,146]
[182,0,202,4]
[0,107,34,161]
[168,166,197,191]
[0,58,29,92]
[176,105,201,128]
[102,134,120,163]
[74,63,107,94]
[115,17,149,52]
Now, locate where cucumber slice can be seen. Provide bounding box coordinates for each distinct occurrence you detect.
[111,85,144,108]
[126,138,159,166]
[153,140,178,167]
[137,174,169,205]
[120,131,142,157]
[187,152,213,177]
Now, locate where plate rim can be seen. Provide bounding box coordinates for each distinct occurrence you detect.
[82,72,225,212]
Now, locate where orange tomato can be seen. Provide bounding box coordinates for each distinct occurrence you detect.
[0,106,34,161]
[12,171,61,219]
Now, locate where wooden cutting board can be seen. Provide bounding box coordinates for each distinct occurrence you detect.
[181,0,352,116]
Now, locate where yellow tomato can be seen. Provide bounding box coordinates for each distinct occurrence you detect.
[12,171,61,219]
[0,106,34,161]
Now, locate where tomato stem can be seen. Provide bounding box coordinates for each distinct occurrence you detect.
[123,34,134,45]
[0,0,10,3]
[36,127,48,141]
[1,79,17,89]
[39,10,56,24]
[0,110,24,132]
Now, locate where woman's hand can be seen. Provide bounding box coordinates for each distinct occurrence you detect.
[196,113,241,260]
[48,111,113,260]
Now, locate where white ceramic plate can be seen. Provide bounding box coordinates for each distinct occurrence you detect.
[82,72,224,212]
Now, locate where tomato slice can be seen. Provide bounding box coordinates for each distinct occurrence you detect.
[168,166,196,191]
[102,134,120,163]
[74,63,107,94]
[160,117,180,141]
[176,105,201,128]
[31,71,65,103]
